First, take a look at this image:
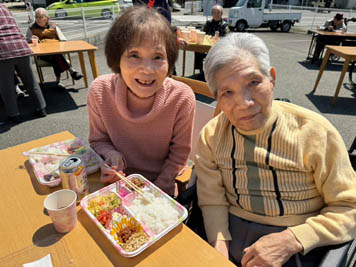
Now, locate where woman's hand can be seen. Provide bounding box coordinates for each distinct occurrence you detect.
[100,151,126,183]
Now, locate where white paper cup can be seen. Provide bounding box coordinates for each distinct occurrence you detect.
[31,37,38,46]
[196,32,205,44]
[181,30,190,42]
[190,29,197,43]
[44,189,77,233]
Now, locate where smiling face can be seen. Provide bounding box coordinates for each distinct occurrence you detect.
[212,7,222,21]
[119,38,169,98]
[35,14,48,27]
[215,56,275,132]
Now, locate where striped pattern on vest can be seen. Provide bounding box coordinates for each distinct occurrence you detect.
[216,114,323,217]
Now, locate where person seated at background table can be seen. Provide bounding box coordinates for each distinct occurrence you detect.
[321,13,347,32]
[195,32,356,266]
[26,8,83,86]
[0,3,47,123]
[312,13,347,63]
[195,5,229,78]
[88,6,196,196]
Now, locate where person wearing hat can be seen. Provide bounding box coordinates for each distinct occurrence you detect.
[312,13,347,63]
[322,13,347,32]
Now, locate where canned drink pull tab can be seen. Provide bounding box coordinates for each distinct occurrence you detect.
[63,157,79,168]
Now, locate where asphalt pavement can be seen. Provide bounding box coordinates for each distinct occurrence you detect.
[0,24,356,152]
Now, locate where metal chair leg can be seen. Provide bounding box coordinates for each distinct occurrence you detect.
[34,56,44,84]
[349,136,356,153]
[67,53,75,85]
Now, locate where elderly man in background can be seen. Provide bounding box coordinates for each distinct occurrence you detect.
[194,4,229,77]
[0,3,47,123]
[312,13,347,63]
[321,12,347,32]
[195,33,356,266]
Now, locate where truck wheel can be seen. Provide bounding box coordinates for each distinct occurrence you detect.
[236,21,246,32]
[55,9,67,19]
[281,21,291,32]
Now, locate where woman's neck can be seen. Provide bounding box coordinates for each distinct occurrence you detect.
[127,88,155,118]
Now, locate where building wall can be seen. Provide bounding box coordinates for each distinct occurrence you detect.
[334,0,355,8]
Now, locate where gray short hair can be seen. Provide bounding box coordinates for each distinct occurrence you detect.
[35,7,48,18]
[204,33,271,98]
[212,4,223,13]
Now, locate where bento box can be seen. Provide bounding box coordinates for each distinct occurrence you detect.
[80,174,188,257]
[23,138,102,187]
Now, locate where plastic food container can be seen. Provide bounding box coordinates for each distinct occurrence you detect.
[23,138,103,187]
[80,174,188,257]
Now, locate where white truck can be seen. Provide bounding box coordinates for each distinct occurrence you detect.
[228,0,302,32]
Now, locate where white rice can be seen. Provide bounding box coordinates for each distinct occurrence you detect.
[129,192,180,234]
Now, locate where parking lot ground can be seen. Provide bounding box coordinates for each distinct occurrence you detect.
[0,30,355,152]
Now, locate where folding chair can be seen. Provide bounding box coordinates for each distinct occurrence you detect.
[34,54,75,85]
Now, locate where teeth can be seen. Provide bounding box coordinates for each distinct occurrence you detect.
[137,79,153,85]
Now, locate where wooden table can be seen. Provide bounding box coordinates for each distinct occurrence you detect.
[312,45,356,105]
[181,36,214,76]
[307,29,356,62]
[30,40,99,88]
[0,131,235,267]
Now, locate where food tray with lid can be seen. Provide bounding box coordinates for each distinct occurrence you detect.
[23,137,103,187]
[80,174,188,257]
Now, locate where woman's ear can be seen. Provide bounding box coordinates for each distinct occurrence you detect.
[270,67,276,87]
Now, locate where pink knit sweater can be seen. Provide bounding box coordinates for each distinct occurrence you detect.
[88,74,196,195]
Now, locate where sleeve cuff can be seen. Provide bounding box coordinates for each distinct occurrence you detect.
[200,206,231,243]
[288,224,320,255]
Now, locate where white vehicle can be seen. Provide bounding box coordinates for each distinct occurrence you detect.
[228,0,302,32]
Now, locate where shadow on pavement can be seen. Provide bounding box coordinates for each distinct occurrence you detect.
[306,92,356,115]
[298,60,345,71]
[0,82,84,126]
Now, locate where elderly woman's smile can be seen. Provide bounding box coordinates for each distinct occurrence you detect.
[120,39,168,99]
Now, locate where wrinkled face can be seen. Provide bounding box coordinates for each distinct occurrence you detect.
[35,14,48,27]
[212,8,222,21]
[215,56,275,132]
[120,38,169,99]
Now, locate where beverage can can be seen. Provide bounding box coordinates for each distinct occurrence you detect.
[59,156,89,203]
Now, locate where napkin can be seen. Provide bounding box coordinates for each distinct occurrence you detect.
[23,254,53,267]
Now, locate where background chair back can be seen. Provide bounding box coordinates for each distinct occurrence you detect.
[171,75,220,193]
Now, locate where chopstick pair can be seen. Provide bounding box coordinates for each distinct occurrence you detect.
[27,151,70,157]
[103,163,147,199]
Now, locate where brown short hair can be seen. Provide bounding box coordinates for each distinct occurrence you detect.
[105,6,178,75]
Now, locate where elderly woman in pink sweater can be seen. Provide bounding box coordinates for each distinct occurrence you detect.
[87,6,196,196]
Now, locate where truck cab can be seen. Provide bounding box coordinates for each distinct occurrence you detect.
[228,0,301,32]
[229,0,264,31]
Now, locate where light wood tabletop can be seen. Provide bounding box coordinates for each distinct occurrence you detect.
[181,36,215,77]
[0,131,235,267]
[306,29,356,61]
[309,29,356,38]
[312,45,356,105]
[30,40,99,88]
